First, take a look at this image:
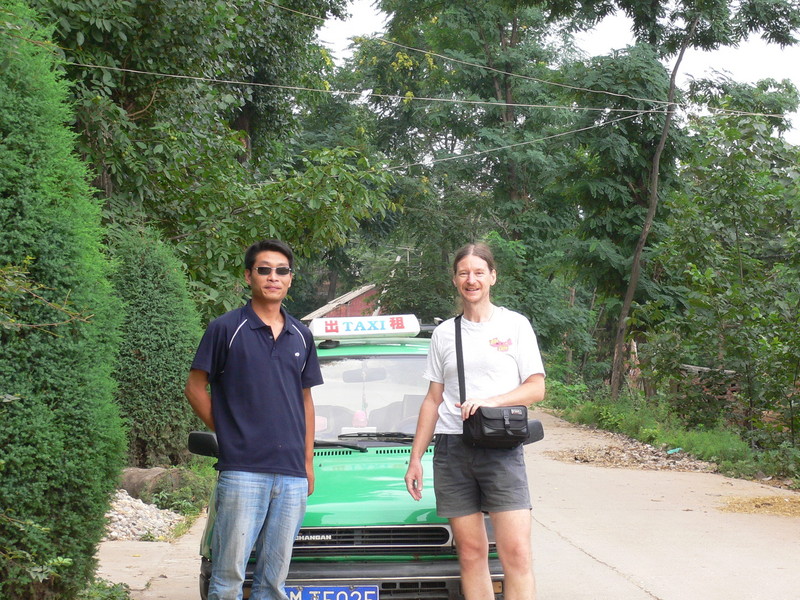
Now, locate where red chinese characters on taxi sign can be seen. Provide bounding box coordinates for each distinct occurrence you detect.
[309,314,420,339]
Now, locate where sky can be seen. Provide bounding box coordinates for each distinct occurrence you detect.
[319,0,800,144]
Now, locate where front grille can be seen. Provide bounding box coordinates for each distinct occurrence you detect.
[379,580,452,600]
[293,525,453,557]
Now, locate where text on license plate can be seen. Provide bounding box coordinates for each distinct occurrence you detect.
[285,586,379,600]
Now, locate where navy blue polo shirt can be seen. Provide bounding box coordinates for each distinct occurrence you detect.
[191,302,323,477]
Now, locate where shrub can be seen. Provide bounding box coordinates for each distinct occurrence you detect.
[0,3,125,597]
[142,466,216,516]
[541,379,589,411]
[76,580,131,600]
[109,229,203,467]
[662,426,751,464]
[725,442,800,481]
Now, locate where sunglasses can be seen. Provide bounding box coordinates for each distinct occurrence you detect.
[253,266,292,276]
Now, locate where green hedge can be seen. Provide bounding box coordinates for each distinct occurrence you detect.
[110,228,203,467]
[0,3,125,597]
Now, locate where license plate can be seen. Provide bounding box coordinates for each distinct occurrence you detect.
[285,586,379,600]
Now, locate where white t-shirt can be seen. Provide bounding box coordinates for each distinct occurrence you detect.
[423,306,546,434]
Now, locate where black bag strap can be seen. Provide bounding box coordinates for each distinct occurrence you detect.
[454,314,466,406]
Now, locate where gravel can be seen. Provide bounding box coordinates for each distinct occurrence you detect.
[544,426,718,472]
[103,489,184,541]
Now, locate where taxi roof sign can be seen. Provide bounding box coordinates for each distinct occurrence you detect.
[309,314,421,340]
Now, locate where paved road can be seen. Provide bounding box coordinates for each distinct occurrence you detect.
[97,411,800,600]
[530,413,800,600]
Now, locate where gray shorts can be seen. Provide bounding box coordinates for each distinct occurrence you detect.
[432,434,531,518]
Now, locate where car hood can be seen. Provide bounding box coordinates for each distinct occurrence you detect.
[304,445,442,527]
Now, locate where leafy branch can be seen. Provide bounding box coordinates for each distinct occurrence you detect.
[1,264,93,333]
[0,510,73,583]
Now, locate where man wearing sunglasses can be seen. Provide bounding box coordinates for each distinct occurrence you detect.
[185,239,323,600]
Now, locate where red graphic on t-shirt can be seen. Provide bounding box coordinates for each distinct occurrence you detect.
[489,338,512,352]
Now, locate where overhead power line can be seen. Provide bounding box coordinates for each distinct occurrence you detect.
[48,0,791,174]
[271,1,670,107]
[266,1,789,121]
[66,61,664,115]
[394,111,656,172]
[65,61,783,122]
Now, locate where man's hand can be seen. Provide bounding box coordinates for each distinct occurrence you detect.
[184,369,214,431]
[306,465,315,496]
[404,459,423,501]
[455,397,496,421]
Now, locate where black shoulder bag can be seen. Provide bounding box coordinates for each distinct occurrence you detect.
[455,314,540,449]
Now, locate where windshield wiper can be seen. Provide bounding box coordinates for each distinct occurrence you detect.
[338,432,415,443]
[314,439,368,452]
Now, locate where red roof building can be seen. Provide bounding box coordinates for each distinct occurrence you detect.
[301,284,380,322]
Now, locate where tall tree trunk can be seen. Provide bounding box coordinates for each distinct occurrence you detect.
[610,16,699,399]
[326,270,339,302]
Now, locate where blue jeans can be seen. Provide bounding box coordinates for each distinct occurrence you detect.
[208,471,308,600]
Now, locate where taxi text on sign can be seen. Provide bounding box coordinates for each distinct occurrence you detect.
[309,315,420,339]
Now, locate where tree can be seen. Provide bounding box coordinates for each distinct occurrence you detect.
[109,228,204,467]
[345,1,647,358]
[640,75,800,439]
[343,0,800,395]
[28,0,399,320]
[527,0,800,396]
[0,3,125,596]
[553,43,684,381]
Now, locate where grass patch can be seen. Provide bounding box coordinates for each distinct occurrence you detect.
[140,456,217,517]
[541,385,798,486]
[78,580,131,600]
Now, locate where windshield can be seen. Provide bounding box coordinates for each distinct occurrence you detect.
[314,355,428,439]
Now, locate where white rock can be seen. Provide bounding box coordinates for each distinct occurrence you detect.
[102,489,184,541]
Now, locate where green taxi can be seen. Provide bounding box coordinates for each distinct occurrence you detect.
[189,314,507,600]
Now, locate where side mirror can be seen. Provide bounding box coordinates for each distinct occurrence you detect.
[524,419,544,445]
[188,431,219,457]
